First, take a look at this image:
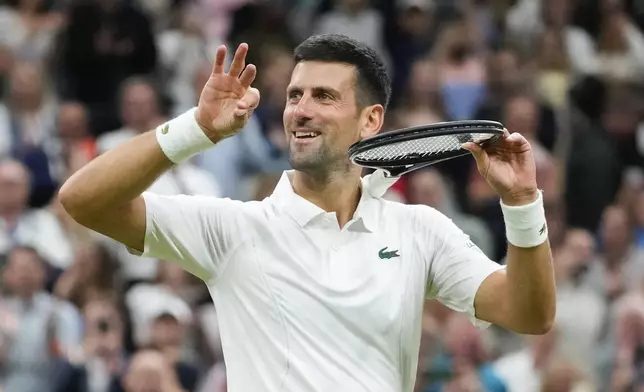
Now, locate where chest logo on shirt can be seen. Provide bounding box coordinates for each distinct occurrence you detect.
[161,124,169,134]
[378,247,400,259]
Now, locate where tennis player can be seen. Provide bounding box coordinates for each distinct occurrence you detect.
[59,34,556,391]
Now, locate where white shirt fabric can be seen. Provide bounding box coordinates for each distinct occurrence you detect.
[127,170,504,392]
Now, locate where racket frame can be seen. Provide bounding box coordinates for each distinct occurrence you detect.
[348,120,505,177]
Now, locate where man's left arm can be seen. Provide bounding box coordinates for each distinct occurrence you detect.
[473,191,556,335]
[461,130,557,335]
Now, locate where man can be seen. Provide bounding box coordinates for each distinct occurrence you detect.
[59,34,556,391]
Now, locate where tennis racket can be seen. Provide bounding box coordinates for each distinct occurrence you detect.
[348,120,505,177]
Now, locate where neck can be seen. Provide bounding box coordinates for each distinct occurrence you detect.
[292,167,363,228]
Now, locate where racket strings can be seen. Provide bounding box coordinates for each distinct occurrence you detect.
[354,132,493,161]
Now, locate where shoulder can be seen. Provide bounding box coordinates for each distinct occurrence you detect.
[142,192,271,220]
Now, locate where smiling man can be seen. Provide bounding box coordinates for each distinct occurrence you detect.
[59,34,556,391]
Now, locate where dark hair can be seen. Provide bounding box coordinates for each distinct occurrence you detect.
[293,34,391,112]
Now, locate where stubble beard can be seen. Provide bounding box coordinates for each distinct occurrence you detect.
[288,142,351,180]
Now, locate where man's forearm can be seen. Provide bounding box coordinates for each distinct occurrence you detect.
[59,131,172,220]
[505,241,556,333]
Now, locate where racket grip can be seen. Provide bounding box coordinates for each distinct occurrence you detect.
[155,107,215,164]
[500,190,548,248]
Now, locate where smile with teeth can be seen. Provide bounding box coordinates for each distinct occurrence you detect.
[294,131,321,139]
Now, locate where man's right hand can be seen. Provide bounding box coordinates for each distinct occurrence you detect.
[196,43,261,143]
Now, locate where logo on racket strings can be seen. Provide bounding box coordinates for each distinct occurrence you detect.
[379,247,400,259]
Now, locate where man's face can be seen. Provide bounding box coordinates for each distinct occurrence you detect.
[283,61,381,174]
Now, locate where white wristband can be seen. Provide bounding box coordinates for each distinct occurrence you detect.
[500,190,548,248]
[155,107,215,164]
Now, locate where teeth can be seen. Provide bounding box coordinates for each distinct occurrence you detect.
[295,131,320,138]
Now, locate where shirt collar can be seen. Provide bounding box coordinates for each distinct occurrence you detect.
[270,170,388,232]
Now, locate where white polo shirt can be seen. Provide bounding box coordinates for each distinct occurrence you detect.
[128,170,504,392]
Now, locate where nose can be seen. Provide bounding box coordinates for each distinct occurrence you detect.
[292,94,314,123]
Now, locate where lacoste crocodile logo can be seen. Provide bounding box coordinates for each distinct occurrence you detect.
[379,247,400,259]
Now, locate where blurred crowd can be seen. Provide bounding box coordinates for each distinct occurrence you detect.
[0,0,644,391]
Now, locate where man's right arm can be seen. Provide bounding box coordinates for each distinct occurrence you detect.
[58,131,172,253]
[60,42,260,282]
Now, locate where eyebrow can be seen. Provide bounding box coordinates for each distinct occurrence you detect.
[287,85,342,97]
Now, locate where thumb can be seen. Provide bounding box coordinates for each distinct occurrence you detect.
[461,142,489,173]
[234,87,260,117]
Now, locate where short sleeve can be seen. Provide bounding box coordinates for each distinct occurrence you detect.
[419,206,505,328]
[127,192,246,283]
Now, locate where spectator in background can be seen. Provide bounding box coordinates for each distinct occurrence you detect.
[48,102,100,250]
[564,79,624,233]
[432,15,487,121]
[477,46,525,117]
[424,313,507,392]
[57,0,158,134]
[506,0,598,78]
[550,229,607,384]
[124,283,198,392]
[534,27,574,110]
[52,101,97,184]
[0,245,83,392]
[122,349,186,392]
[0,159,73,270]
[96,77,165,154]
[252,43,294,155]
[386,0,437,106]
[54,242,123,310]
[156,1,218,118]
[0,62,59,206]
[313,0,390,69]
[492,327,559,392]
[394,56,446,127]
[0,0,65,63]
[54,297,130,392]
[585,205,644,302]
[595,0,644,83]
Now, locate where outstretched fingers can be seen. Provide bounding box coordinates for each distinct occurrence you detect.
[239,63,257,89]
[212,45,227,75]
[228,43,248,78]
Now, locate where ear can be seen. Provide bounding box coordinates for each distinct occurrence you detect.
[359,104,385,139]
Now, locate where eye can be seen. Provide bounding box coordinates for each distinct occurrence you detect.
[318,92,333,101]
[288,91,302,102]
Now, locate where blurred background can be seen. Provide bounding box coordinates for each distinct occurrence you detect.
[0,0,643,391]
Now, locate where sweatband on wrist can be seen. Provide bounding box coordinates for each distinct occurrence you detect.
[155,107,215,164]
[500,190,548,248]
